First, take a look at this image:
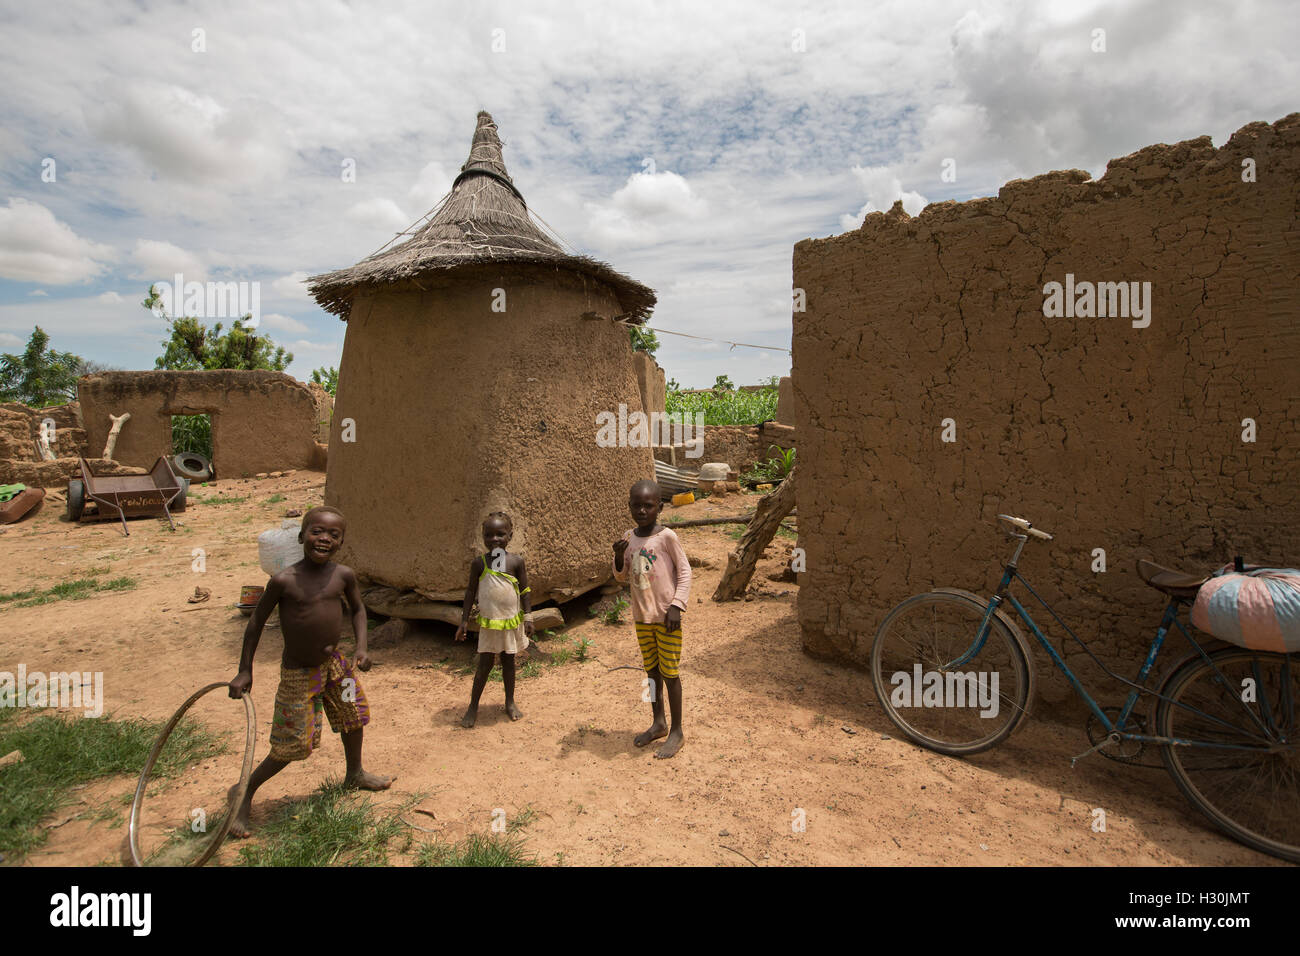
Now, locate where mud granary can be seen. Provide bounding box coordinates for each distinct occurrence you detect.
[309,111,658,608]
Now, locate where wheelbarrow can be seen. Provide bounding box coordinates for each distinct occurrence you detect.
[66,456,187,535]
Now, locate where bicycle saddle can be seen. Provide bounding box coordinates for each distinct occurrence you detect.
[1136,559,1208,601]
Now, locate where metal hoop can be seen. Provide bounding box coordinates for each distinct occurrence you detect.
[128,682,256,867]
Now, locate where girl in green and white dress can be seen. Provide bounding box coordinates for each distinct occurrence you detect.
[455,512,534,727]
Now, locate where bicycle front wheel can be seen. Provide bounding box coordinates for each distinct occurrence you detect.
[1155,647,1300,863]
[870,592,1032,755]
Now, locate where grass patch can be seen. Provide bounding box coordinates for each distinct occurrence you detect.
[415,833,538,867]
[235,782,415,867]
[192,494,248,506]
[0,707,223,861]
[267,494,285,504]
[489,660,541,682]
[546,636,594,667]
[414,807,539,867]
[0,575,138,609]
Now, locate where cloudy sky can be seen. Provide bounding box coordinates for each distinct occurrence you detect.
[1,0,1295,387]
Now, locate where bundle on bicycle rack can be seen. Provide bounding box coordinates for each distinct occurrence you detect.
[1191,565,1300,654]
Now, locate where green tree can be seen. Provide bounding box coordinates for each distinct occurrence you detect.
[310,366,338,395]
[712,374,734,392]
[629,325,659,356]
[145,285,293,371]
[0,326,84,407]
[666,377,680,392]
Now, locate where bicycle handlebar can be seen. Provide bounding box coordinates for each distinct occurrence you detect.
[997,514,1053,540]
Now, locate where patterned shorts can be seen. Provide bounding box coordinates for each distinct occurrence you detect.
[268,651,370,762]
[635,622,683,679]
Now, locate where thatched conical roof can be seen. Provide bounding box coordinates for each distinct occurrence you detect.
[309,111,655,322]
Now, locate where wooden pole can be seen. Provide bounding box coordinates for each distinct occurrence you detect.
[103,412,131,460]
[712,465,797,601]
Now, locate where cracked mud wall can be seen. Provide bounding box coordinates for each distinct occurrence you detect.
[792,115,1300,704]
[325,277,653,606]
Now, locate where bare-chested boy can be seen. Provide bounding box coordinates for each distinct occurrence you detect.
[227,505,392,836]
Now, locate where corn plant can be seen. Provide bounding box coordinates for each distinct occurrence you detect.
[665,385,779,425]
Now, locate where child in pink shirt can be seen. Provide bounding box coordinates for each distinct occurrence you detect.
[612,479,691,758]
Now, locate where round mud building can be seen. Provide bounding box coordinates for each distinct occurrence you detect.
[309,111,657,611]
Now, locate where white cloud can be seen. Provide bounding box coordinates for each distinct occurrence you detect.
[128,239,208,283]
[346,198,410,234]
[587,170,706,246]
[408,161,454,213]
[0,332,23,349]
[839,165,929,230]
[91,82,291,186]
[261,312,309,333]
[29,289,47,296]
[0,199,114,284]
[271,272,313,302]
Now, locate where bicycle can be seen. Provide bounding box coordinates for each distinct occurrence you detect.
[870,514,1300,863]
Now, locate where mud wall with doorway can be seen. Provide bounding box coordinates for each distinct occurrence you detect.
[792,115,1300,705]
[78,371,327,476]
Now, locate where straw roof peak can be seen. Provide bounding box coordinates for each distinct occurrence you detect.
[308,111,655,323]
[460,111,513,183]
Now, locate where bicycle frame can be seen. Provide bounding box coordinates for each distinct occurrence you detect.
[947,535,1293,753]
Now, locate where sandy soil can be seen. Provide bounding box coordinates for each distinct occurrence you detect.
[0,472,1281,866]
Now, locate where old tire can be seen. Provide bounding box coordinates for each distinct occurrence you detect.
[67,479,85,521]
[172,452,211,481]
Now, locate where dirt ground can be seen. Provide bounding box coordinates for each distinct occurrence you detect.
[0,471,1281,866]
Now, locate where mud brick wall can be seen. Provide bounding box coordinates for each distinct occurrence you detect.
[78,371,324,476]
[633,350,667,416]
[792,115,1300,705]
[0,401,86,460]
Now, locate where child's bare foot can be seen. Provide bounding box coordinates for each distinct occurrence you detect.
[226,784,252,838]
[344,769,394,791]
[461,706,478,729]
[654,730,684,759]
[506,702,523,721]
[634,720,668,747]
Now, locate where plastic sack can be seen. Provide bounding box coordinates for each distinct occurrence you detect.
[258,519,302,576]
[1191,566,1300,653]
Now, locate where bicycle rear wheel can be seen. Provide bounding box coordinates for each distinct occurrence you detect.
[1155,647,1300,863]
[871,592,1032,755]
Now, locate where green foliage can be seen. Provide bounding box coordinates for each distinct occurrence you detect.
[666,377,680,391]
[0,707,222,860]
[310,366,338,395]
[145,285,292,371]
[769,444,796,476]
[629,326,659,357]
[0,326,84,407]
[602,597,629,625]
[712,374,734,392]
[171,414,212,458]
[740,446,795,486]
[665,383,778,425]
